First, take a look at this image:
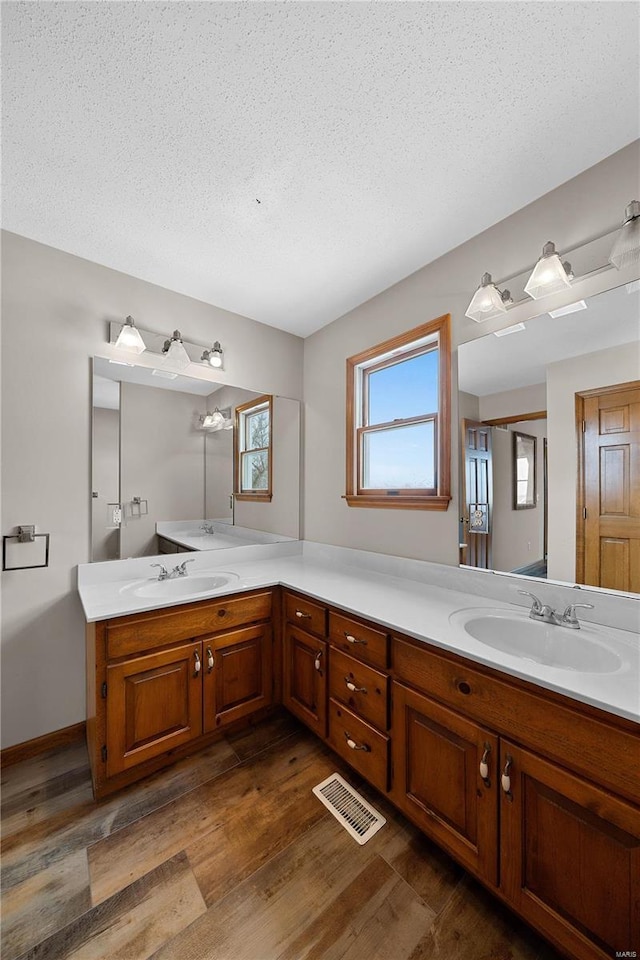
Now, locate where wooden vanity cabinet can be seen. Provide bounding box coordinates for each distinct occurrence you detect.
[87,589,273,798]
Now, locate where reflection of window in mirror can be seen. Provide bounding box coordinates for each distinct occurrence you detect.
[234,394,273,501]
[513,432,536,510]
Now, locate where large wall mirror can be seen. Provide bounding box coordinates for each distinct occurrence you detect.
[91,358,300,560]
[458,281,639,594]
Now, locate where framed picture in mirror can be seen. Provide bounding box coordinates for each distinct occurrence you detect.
[513,431,536,510]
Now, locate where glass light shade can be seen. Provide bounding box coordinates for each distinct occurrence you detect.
[210,409,225,425]
[524,242,572,300]
[162,331,191,370]
[465,274,509,322]
[609,202,640,270]
[208,342,223,368]
[114,316,146,354]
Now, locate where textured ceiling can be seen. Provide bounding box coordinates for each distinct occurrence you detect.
[3,2,639,337]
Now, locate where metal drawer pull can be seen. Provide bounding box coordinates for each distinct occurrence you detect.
[480,743,491,786]
[344,632,367,645]
[314,651,323,671]
[501,756,513,799]
[344,732,370,752]
[295,609,312,619]
[193,651,201,675]
[206,647,214,672]
[345,677,367,694]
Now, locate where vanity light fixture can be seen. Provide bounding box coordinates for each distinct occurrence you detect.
[201,342,224,369]
[465,273,513,322]
[524,241,573,300]
[609,200,640,270]
[161,330,191,371]
[199,407,233,431]
[114,315,146,354]
[548,300,587,319]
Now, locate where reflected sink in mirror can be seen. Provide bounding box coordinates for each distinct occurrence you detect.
[121,572,239,600]
[449,608,623,674]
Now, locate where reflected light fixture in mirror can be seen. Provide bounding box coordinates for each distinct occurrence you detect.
[114,316,146,354]
[524,241,573,300]
[609,200,640,270]
[162,330,191,371]
[465,273,512,322]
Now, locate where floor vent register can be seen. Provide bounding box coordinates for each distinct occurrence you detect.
[312,773,386,844]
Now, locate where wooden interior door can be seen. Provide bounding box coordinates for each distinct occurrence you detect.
[460,419,493,569]
[391,681,498,883]
[282,624,327,737]
[106,640,203,776]
[579,381,640,591]
[203,624,272,732]
[500,740,640,960]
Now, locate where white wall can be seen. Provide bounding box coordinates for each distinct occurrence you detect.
[547,342,640,582]
[91,406,120,561]
[491,420,547,574]
[0,232,303,748]
[120,383,206,557]
[479,384,547,423]
[302,142,639,563]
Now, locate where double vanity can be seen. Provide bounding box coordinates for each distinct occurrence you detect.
[78,541,639,960]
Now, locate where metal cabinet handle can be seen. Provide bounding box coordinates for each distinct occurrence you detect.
[344,732,370,752]
[501,756,513,799]
[479,743,491,786]
[344,632,367,645]
[193,651,201,675]
[314,651,323,671]
[345,677,367,694]
[295,609,312,619]
[206,647,214,672]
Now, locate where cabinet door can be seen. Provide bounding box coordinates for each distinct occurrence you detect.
[203,624,273,733]
[106,640,203,777]
[500,740,640,960]
[283,625,327,738]
[391,681,498,884]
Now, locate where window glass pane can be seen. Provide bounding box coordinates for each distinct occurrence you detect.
[367,348,438,425]
[245,409,269,451]
[362,422,435,489]
[242,450,269,490]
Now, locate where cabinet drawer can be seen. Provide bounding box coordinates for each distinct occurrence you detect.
[329,612,389,670]
[328,698,389,793]
[284,592,327,637]
[329,648,389,731]
[106,590,272,659]
[393,636,640,806]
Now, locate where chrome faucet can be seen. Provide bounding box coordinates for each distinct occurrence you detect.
[200,522,215,535]
[150,563,169,581]
[518,591,594,629]
[173,558,196,577]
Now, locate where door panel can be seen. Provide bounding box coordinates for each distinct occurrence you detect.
[461,419,492,569]
[581,383,640,591]
[106,641,203,776]
[282,625,327,737]
[203,625,272,732]
[391,681,498,883]
[500,741,640,960]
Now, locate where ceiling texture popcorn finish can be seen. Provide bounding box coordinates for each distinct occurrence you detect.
[2,2,639,337]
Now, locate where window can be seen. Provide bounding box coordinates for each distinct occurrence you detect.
[234,395,273,501]
[345,314,451,510]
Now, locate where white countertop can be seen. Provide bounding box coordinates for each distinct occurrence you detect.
[156,520,295,552]
[78,542,640,724]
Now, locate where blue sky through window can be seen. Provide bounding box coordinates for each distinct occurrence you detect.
[367,348,438,425]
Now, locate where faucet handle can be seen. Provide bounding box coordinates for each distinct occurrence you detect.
[561,602,594,626]
[150,563,168,580]
[518,590,543,613]
[176,558,196,575]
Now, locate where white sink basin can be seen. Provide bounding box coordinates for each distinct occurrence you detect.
[449,608,623,674]
[122,572,239,599]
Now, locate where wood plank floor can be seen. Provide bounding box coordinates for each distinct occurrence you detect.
[1,712,562,960]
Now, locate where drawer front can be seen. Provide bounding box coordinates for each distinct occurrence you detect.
[393,636,640,806]
[328,698,389,793]
[329,648,389,731]
[284,592,327,637]
[106,590,272,659]
[329,612,389,670]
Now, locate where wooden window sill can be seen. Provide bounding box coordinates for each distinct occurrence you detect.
[343,495,451,511]
[235,493,273,502]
